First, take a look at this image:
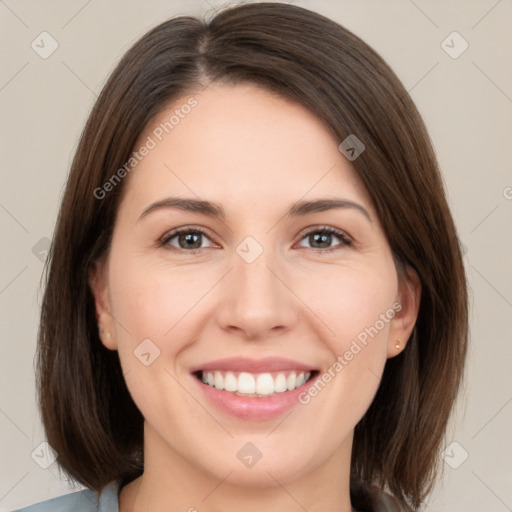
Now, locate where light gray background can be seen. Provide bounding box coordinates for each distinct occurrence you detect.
[1,0,511,510]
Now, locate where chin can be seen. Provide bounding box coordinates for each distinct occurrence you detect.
[197,438,321,488]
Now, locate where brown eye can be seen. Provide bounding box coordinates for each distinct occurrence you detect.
[161,228,214,253]
[297,227,352,252]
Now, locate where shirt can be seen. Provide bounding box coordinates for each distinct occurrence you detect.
[11,480,405,511]
[10,481,120,512]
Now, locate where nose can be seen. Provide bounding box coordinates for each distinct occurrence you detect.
[215,248,299,341]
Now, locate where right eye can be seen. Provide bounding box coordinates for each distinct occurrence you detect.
[160,227,217,254]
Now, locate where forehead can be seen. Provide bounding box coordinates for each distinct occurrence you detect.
[119,82,374,220]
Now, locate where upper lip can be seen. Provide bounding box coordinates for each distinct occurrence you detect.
[190,357,318,374]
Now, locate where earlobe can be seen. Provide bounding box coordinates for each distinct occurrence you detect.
[88,260,117,350]
[387,265,421,358]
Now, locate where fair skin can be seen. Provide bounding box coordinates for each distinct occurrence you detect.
[89,82,420,512]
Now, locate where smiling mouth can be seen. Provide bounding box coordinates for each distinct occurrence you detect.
[192,369,319,398]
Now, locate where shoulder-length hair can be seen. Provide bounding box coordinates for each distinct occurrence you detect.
[37,3,468,510]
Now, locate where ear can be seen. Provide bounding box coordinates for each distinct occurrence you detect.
[88,256,117,350]
[386,265,421,358]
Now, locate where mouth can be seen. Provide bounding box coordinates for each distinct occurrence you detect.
[192,369,319,397]
[189,357,320,421]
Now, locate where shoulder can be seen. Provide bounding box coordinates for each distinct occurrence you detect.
[10,480,120,512]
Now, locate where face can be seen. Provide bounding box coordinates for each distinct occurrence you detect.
[90,82,420,488]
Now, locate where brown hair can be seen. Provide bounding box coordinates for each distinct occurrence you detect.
[37,3,468,510]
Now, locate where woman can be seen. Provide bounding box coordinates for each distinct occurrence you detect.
[15,2,468,511]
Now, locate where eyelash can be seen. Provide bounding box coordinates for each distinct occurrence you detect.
[159,225,353,255]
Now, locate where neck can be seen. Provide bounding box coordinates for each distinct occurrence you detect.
[119,423,357,512]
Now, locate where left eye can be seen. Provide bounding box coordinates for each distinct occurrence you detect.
[296,227,352,251]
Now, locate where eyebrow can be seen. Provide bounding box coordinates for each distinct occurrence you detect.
[138,196,372,223]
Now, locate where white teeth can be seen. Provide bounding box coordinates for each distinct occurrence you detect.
[214,371,224,390]
[223,372,237,392]
[238,372,255,394]
[286,372,296,391]
[274,373,287,393]
[200,370,313,396]
[256,373,274,395]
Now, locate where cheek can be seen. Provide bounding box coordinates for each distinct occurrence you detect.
[297,264,397,426]
[304,261,397,346]
[106,260,198,415]
[108,253,205,343]
[300,263,395,397]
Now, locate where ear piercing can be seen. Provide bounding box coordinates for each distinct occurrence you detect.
[395,338,402,349]
[100,328,111,339]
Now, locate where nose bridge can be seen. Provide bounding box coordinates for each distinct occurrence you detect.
[237,248,278,298]
[216,236,297,338]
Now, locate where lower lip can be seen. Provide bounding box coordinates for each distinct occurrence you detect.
[192,373,317,421]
